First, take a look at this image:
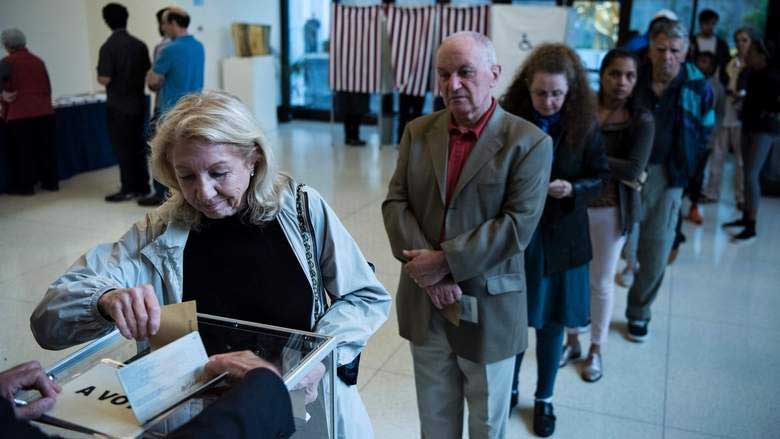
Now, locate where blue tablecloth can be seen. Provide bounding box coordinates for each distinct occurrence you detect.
[0,101,120,194]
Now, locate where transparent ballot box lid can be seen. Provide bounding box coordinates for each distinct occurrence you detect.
[21,313,338,438]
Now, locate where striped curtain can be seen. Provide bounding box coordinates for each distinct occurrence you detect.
[387,6,436,97]
[432,4,491,94]
[436,4,490,44]
[328,4,383,94]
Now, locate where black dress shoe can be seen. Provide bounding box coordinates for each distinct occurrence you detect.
[105,191,142,202]
[722,217,748,228]
[8,187,35,196]
[346,138,367,146]
[533,401,556,437]
[137,194,165,207]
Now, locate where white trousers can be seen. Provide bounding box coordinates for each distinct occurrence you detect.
[411,312,514,439]
[586,206,626,347]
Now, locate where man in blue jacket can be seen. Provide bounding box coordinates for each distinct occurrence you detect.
[626,19,714,341]
[141,6,204,207]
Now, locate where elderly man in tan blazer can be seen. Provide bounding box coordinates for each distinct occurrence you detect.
[383,32,552,438]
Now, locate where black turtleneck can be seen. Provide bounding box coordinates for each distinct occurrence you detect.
[182,215,313,332]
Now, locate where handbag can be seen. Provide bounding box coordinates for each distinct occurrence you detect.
[295,183,361,386]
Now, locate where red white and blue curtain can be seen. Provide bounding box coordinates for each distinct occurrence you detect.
[329,4,491,95]
[386,6,436,97]
[432,5,491,94]
[329,4,383,93]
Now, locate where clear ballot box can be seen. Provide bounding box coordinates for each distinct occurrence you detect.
[19,313,338,438]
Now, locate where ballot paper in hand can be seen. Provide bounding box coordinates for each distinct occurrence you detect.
[149,300,198,351]
[118,331,216,424]
[39,332,219,438]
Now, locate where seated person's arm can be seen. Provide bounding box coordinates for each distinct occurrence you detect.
[97,76,111,86]
[0,361,62,439]
[169,352,295,439]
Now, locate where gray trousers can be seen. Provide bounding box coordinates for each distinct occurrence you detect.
[744,131,780,214]
[626,165,683,322]
[411,312,514,439]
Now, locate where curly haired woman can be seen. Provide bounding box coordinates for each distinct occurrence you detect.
[501,44,609,437]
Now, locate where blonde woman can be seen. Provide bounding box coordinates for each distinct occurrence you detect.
[31,91,391,439]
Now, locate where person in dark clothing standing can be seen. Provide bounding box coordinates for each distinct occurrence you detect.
[397,93,425,144]
[0,28,57,195]
[723,40,780,242]
[0,356,296,439]
[98,3,152,202]
[626,20,714,341]
[688,9,731,77]
[336,91,369,146]
[561,49,654,383]
[502,43,609,437]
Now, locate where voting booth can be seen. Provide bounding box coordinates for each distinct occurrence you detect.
[18,313,338,439]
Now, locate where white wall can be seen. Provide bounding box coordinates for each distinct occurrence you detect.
[184,0,280,91]
[0,0,94,97]
[1,0,281,97]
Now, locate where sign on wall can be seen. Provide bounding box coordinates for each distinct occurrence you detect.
[490,5,571,98]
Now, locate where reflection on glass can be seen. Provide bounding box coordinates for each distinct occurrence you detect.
[570,1,620,50]
[628,0,693,38]
[694,0,767,50]
[290,0,332,110]
[570,1,620,89]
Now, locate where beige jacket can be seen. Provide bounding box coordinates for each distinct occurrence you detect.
[382,106,552,363]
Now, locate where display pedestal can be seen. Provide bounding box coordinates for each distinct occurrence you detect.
[222,56,278,133]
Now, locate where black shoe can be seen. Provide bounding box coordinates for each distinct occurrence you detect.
[41,183,59,191]
[731,227,756,244]
[137,194,165,207]
[346,138,367,146]
[722,218,748,228]
[533,401,556,437]
[105,191,142,202]
[8,187,35,196]
[509,389,519,414]
[627,320,649,342]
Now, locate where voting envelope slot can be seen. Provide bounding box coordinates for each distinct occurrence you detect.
[19,313,339,438]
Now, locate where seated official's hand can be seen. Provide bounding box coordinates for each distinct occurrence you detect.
[548,179,573,199]
[0,361,61,421]
[1,90,17,103]
[292,363,326,405]
[402,249,449,288]
[425,278,463,310]
[205,351,281,380]
[97,285,161,341]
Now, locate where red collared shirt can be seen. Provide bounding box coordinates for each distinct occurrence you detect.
[445,98,497,204]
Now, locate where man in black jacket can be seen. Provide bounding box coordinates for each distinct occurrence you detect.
[0,353,295,439]
[98,3,153,203]
[689,9,730,78]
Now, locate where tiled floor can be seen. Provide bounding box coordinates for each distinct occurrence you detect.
[1,121,778,438]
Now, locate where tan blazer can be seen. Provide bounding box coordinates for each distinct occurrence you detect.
[382,105,553,363]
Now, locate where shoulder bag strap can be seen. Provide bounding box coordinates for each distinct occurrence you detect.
[295,183,327,321]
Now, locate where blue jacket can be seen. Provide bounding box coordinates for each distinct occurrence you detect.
[668,63,715,187]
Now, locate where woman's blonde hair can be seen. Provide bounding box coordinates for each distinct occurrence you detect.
[150,91,287,227]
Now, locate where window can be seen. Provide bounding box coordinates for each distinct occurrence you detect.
[694,0,767,49]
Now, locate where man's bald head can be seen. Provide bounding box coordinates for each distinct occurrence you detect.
[438,31,497,68]
[436,32,501,127]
